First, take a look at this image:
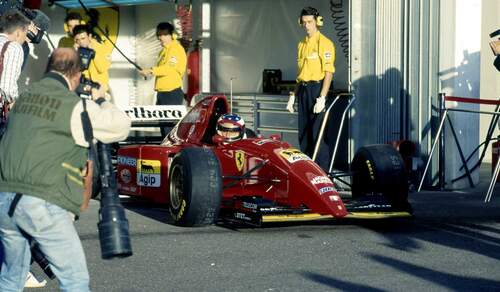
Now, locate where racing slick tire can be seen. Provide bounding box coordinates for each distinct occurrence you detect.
[169,147,222,226]
[351,144,410,210]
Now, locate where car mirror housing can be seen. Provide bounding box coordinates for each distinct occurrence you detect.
[212,134,225,144]
[269,134,281,140]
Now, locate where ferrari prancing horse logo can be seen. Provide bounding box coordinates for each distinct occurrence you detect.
[235,151,245,172]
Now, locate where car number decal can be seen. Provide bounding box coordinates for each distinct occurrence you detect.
[137,159,161,187]
[279,148,311,163]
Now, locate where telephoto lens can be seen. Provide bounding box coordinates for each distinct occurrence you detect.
[96,142,133,259]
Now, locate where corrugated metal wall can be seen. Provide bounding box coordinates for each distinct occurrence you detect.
[350,0,440,155]
[375,0,403,143]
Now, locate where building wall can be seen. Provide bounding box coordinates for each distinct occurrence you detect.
[480,0,500,164]
[350,0,440,154]
[439,0,481,188]
[350,0,485,189]
[210,0,350,93]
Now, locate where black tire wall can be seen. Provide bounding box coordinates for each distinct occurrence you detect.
[351,144,409,208]
[169,147,222,226]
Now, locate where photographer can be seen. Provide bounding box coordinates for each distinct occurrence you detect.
[73,24,112,95]
[0,48,130,291]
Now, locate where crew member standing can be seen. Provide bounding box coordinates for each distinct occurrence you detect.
[287,7,335,168]
[138,22,187,138]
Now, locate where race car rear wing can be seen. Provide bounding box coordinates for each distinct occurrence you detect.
[120,105,188,144]
[121,105,188,127]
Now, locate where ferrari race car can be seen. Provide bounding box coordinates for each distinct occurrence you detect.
[117,95,412,226]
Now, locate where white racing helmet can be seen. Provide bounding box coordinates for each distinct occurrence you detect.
[216,113,245,142]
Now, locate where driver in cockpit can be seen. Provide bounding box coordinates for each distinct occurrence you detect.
[216,113,246,142]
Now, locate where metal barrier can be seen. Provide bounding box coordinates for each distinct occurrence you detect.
[312,93,356,173]
[417,94,500,202]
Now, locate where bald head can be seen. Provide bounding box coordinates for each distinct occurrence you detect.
[46,48,81,77]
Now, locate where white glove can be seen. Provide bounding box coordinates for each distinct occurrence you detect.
[286,94,295,113]
[313,96,326,113]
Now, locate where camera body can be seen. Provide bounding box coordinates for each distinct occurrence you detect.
[76,47,101,96]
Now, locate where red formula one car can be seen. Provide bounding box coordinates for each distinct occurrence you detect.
[117,95,411,226]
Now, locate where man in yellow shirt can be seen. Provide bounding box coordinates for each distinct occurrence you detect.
[287,6,335,164]
[139,22,187,137]
[73,24,112,93]
[58,12,83,48]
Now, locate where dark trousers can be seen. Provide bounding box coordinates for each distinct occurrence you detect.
[297,81,330,171]
[156,88,184,138]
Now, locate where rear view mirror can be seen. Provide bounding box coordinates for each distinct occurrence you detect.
[212,135,225,144]
[269,134,281,140]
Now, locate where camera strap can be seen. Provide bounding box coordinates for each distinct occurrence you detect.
[81,98,99,166]
[7,193,22,217]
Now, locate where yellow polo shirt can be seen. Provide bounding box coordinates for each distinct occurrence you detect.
[58,35,74,48]
[82,38,111,91]
[296,31,335,82]
[152,40,187,92]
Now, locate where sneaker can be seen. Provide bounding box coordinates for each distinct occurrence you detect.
[25,271,47,288]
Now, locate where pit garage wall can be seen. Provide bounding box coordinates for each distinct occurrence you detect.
[439,0,482,188]
[350,0,441,181]
[209,0,349,93]
[480,0,500,165]
[22,2,180,108]
[351,0,487,189]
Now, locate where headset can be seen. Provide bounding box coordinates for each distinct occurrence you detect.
[298,6,323,27]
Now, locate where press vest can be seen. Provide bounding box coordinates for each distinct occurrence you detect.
[0,74,87,215]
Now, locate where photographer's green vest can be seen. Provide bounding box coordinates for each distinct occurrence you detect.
[0,73,87,215]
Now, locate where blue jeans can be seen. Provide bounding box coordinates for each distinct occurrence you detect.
[0,192,90,292]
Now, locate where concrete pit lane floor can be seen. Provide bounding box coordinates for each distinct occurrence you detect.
[28,165,500,292]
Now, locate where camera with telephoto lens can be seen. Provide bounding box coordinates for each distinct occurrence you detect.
[76,47,101,96]
[96,143,133,259]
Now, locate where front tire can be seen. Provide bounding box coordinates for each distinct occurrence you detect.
[169,147,222,226]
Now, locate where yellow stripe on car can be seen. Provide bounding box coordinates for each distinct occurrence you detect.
[345,212,412,219]
[262,211,412,222]
[262,213,334,222]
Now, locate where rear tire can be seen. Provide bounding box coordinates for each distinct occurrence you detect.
[351,144,410,209]
[169,147,222,226]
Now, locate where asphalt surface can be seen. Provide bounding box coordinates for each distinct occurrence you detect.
[27,170,500,292]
